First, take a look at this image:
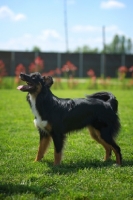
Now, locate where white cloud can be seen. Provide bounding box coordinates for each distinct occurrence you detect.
[105,25,124,34]
[72,25,100,32]
[69,36,102,50]
[0,29,64,52]
[0,6,26,21]
[101,0,125,9]
[72,24,123,35]
[38,29,62,41]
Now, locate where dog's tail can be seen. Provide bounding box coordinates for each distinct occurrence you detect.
[86,92,118,113]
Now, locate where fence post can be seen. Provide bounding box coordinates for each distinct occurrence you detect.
[57,52,61,69]
[79,51,83,77]
[100,53,106,78]
[35,51,39,71]
[101,26,106,78]
[11,51,15,76]
[121,53,125,66]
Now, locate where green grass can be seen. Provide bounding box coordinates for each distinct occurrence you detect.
[0,89,133,200]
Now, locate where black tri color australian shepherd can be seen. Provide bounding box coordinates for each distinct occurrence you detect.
[17,72,122,166]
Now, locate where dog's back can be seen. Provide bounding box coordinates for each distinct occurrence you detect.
[86,92,118,113]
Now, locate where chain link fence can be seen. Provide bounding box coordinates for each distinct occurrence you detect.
[0,51,133,77]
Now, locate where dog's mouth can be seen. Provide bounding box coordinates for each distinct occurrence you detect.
[17,73,35,92]
[17,82,35,92]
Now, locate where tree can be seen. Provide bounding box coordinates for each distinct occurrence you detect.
[74,45,99,53]
[32,46,41,52]
[105,35,120,53]
[74,47,82,52]
[127,38,132,54]
[120,35,126,53]
[112,34,120,53]
[74,35,132,54]
[104,35,133,54]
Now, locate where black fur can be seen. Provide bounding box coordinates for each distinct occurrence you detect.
[18,72,122,165]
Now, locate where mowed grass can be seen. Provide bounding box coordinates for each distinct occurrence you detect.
[0,89,133,200]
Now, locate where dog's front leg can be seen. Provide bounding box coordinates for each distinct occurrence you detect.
[54,149,62,165]
[52,133,66,165]
[35,135,51,162]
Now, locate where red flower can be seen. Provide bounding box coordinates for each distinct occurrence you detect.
[129,66,133,72]
[67,61,77,71]
[48,70,55,76]
[15,64,26,76]
[29,63,36,73]
[87,69,95,77]
[35,56,44,69]
[55,68,62,75]
[29,56,44,73]
[42,70,55,77]
[62,64,69,72]
[118,66,128,73]
[0,60,7,77]
[62,61,77,72]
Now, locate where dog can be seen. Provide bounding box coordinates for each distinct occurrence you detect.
[17,72,122,166]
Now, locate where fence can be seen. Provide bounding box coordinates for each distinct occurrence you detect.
[0,51,133,77]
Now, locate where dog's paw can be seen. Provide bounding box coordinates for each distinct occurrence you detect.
[113,163,121,167]
[34,158,43,162]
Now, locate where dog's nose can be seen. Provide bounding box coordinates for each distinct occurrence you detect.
[20,72,26,78]
[19,72,25,79]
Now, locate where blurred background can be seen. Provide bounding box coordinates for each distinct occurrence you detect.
[0,0,133,89]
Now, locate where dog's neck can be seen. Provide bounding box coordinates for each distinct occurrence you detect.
[28,94,40,118]
[28,93,49,131]
[27,88,58,120]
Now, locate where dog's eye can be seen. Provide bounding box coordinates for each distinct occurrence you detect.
[32,75,36,79]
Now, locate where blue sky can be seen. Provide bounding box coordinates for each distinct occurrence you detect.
[0,0,132,52]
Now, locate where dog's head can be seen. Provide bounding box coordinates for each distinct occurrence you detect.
[17,72,53,94]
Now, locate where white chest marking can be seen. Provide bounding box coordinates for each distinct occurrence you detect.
[29,94,48,131]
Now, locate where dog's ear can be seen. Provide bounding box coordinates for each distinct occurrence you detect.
[43,76,53,88]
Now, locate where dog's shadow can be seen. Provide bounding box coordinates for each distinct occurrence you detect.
[45,158,133,174]
[0,182,58,199]
[1,160,132,199]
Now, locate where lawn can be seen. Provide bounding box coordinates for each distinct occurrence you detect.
[0,89,133,200]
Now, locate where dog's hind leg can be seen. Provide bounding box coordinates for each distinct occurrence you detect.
[100,128,122,165]
[109,139,122,166]
[35,135,51,162]
[88,126,112,161]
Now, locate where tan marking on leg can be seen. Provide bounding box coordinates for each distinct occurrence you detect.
[99,138,112,161]
[45,123,52,133]
[111,147,121,165]
[110,140,121,165]
[88,126,121,165]
[35,136,51,161]
[54,149,62,165]
[88,126,111,161]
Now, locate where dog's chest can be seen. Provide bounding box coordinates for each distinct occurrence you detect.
[29,95,48,131]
